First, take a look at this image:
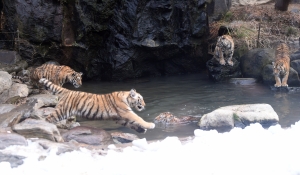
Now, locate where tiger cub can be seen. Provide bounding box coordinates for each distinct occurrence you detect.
[272,43,290,87]
[13,63,83,89]
[39,78,155,133]
[213,35,234,66]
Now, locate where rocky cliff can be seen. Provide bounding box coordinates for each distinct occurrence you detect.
[0,0,210,81]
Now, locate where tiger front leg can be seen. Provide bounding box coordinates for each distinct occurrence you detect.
[274,75,282,87]
[121,111,155,129]
[115,119,147,133]
[218,51,226,65]
[281,72,289,87]
[227,51,234,66]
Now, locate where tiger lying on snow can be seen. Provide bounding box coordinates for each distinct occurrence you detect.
[39,78,155,133]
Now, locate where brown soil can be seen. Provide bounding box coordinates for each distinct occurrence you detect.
[208,2,300,56]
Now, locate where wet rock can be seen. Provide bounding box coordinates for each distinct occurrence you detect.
[30,107,56,120]
[0,99,37,128]
[229,78,257,85]
[240,48,275,80]
[206,58,241,82]
[0,71,12,95]
[0,133,28,150]
[0,104,17,115]
[12,118,63,142]
[232,0,273,6]
[34,139,77,155]
[0,83,29,105]
[62,126,114,146]
[27,94,59,108]
[0,152,26,168]
[111,132,139,144]
[198,104,279,132]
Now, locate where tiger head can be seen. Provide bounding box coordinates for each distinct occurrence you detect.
[272,61,285,76]
[129,89,145,111]
[69,72,83,88]
[217,35,230,49]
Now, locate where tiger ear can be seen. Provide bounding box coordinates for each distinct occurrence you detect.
[272,62,275,66]
[79,72,83,76]
[130,89,136,98]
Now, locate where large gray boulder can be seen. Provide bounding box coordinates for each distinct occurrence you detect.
[0,133,28,150]
[62,126,114,146]
[240,48,274,80]
[0,104,17,115]
[0,99,37,128]
[232,0,273,6]
[198,104,279,132]
[12,118,63,142]
[0,71,12,95]
[27,94,59,108]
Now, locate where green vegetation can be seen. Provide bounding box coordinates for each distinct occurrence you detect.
[223,11,233,22]
[285,26,298,37]
[233,113,241,121]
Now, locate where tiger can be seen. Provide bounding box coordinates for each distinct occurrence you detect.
[272,43,290,87]
[13,63,83,89]
[154,112,198,125]
[38,78,155,133]
[213,35,234,66]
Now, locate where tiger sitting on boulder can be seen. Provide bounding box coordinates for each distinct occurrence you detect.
[213,35,235,66]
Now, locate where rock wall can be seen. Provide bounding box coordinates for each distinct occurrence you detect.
[1,0,210,81]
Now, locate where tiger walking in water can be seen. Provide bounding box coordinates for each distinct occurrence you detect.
[213,35,235,66]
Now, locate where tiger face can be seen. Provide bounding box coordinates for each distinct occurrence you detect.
[129,89,145,111]
[69,72,83,88]
[272,62,285,76]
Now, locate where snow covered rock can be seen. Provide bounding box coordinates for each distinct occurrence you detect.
[198,103,279,132]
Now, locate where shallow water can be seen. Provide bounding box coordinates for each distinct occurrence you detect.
[65,73,300,141]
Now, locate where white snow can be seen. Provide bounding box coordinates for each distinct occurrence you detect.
[1,121,300,175]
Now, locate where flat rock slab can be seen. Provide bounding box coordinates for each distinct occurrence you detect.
[62,126,114,146]
[199,103,279,132]
[229,78,257,85]
[270,86,300,92]
[0,133,28,149]
[12,118,63,142]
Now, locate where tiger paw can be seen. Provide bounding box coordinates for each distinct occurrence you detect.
[281,84,288,87]
[274,83,281,87]
[219,60,226,65]
[149,123,155,129]
[227,61,234,66]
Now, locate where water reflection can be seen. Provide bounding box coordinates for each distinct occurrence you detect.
[65,73,300,141]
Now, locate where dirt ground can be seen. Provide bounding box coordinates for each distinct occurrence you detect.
[208,2,300,57]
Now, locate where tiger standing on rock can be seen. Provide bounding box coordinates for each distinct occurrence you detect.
[213,35,234,66]
[272,43,290,87]
[13,63,83,89]
[38,78,155,133]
